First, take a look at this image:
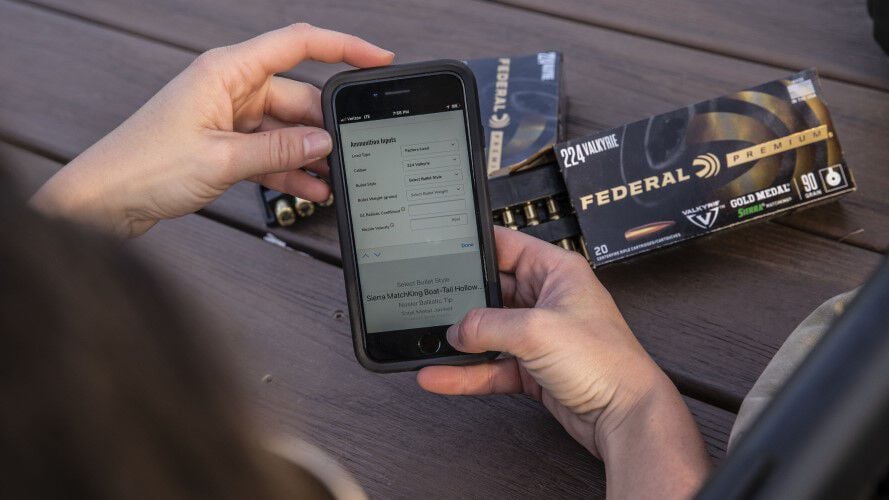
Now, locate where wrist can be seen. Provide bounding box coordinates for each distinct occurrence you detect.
[592,361,666,454]
[595,367,711,499]
[31,161,132,238]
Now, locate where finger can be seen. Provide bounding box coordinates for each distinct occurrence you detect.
[267,77,322,126]
[255,114,294,132]
[303,158,330,178]
[494,226,594,308]
[257,169,331,203]
[498,272,520,308]
[447,307,540,356]
[252,119,330,179]
[222,126,332,179]
[494,225,569,275]
[417,358,522,395]
[229,23,394,76]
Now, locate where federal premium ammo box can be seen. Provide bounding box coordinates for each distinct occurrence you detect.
[554,69,855,267]
[465,51,564,176]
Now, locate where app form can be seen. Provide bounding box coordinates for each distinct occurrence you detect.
[340,110,486,333]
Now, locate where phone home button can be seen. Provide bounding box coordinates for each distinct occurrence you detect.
[417,334,442,354]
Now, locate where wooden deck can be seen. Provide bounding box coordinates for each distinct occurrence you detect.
[1,0,886,497]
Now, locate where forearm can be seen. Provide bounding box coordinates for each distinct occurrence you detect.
[598,374,711,499]
[31,154,129,238]
[29,121,168,239]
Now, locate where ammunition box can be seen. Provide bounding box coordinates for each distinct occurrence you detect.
[466,52,564,176]
[556,69,855,267]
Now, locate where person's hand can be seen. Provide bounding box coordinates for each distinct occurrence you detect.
[31,24,394,237]
[418,228,710,499]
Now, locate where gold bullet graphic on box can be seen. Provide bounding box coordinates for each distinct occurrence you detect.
[624,221,675,241]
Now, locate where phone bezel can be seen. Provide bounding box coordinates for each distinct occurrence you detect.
[322,61,501,372]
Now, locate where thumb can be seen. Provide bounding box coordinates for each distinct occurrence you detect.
[222,127,332,180]
[447,307,542,358]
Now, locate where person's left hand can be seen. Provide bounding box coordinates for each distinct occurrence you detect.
[31,24,394,237]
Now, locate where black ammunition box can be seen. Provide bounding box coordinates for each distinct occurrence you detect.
[465,52,564,175]
[555,69,855,267]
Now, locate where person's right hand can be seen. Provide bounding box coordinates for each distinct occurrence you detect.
[418,228,710,499]
[32,24,393,238]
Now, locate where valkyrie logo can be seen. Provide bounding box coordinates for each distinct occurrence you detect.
[693,153,721,179]
[683,201,720,229]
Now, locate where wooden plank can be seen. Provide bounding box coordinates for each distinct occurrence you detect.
[1,142,736,497]
[496,0,889,92]
[52,0,889,93]
[595,222,882,410]
[0,0,883,409]
[205,183,341,263]
[136,214,739,497]
[0,141,61,196]
[13,0,889,252]
[686,397,732,463]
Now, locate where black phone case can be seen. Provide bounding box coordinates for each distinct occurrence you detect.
[322,60,501,373]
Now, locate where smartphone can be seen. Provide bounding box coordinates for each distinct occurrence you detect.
[322,61,501,372]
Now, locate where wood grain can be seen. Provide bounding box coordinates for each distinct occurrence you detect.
[0,0,884,410]
[0,141,61,195]
[496,0,889,91]
[12,0,889,252]
[1,143,736,497]
[135,213,739,498]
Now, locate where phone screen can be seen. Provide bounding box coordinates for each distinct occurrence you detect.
[334,73,487,335]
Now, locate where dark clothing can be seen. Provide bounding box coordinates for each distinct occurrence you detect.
[870,0,889,54]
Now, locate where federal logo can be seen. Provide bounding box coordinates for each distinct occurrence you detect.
[693,153,721,179]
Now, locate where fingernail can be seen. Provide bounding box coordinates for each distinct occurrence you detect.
[384,49,395,59]
[303,132,331,159]
[445,325,459,347]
